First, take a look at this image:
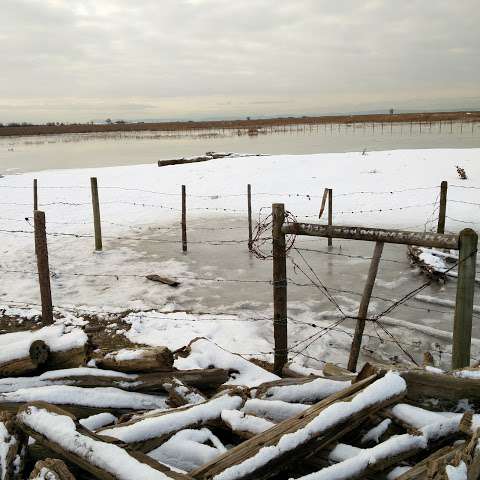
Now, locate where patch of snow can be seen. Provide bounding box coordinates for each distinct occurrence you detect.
[221,410,274,435]
[243,399,309,423]
[79,412,117,430]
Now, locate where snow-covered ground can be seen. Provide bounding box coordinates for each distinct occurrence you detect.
[1,148,479,370]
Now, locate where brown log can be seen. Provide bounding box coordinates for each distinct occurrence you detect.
[96,347,174,373]
[28,458,75,480]
[163,378,206,407]
[191,374,404,480]
[17,402,190,480]
[44,346,86,371]
[0,411,27,479]
[322,363,357,381]
[0,340,50,377]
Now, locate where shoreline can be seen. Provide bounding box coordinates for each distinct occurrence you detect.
[1,110,479,138]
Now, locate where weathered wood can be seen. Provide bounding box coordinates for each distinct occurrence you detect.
[247,184,253,251]
[452,228,478,369]
[327,188,333,247]
[437,180,448,234]
[28,458,76,480]
[191,375,403,480]
[34,211,54,325]
[182,184,187,252]
[44,345,86,371]
[17,402,189,480]
[322,363,357,381]
[158,157,211,167]
[33,178,38,211]
[318,188,329,219]
[90,177,102,251]
[163,378,206,407]
[254,376,322,399]
[0,340,49,377]
[96,347,174,373]
[348,241,384,372]
[0,411,27,480]
[145,275,180,287]
[282,223,460,249]
[272,203,287,375]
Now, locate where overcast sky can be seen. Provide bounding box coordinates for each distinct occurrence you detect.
[1,0,479,123]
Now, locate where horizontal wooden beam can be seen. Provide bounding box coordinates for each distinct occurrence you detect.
[282,223,460,249]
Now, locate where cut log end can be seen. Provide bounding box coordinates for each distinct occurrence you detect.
[29,340,50,366]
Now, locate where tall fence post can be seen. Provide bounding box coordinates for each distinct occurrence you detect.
[437,181,448,234]
[272,203,288,375]
[247,184,253,251]
[182,185,187,252]
[328,188,333,247]
[452,228,478,369]
[347,241,384,372]
[33,179,38,211]
[34,210,53,325]
[90,177,102,251]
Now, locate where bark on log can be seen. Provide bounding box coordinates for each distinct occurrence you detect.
[16,402,190,480]
[0,340,49,377]
[163,378,206,407]
[191,374,404,480]
[44,346,86,371]
[0,411,27,480]
[28,458,75,480]
[96,347,174,373]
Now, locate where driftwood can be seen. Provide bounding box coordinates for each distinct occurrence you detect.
[16,402,190,480]
[191,374,404,480]
[163,378,206,407]
[145,275,180,287]
[0,340,49,377]
[0,411,27,479]
[28,458,75,480]
[96,347,174,373]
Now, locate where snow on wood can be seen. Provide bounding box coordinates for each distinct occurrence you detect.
[0,385,168,418]
[254,377,351,403]
[28,458,75,480]
[360,418,392,445]
[0,411,27,480]
[147,428,226,472]
[174,339,279,388]
[294,415,467,480]
[79,412,117,431]
[17,403,190,480]
[97,347,174,373]
[191,373,405,480]
[99,393,244,452]
[242,399,309,423]
[221,410,275,439]
[162,378,206,407]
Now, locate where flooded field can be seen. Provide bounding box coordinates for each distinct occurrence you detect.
[1,121,480,175]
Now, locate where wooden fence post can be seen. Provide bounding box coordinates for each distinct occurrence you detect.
[272,203,288,375]
[182,185,187,252]
[33,179,38,211]
[90,177,102,251]
[328,188,333,247]
[34,210,53,325]
[247,184,253,251]
[437,181,448,234]
[452,228,478,369]
[347,241,384,372]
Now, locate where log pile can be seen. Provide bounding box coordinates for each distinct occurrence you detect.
[1,328,480,479]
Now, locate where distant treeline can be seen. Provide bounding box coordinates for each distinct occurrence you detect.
[1,111,479,137]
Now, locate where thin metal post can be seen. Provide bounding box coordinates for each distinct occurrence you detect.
[34,210,53,325]
[90,177,102,251]
[272,203,288,375]
[347,241,384,372]
[437,181,448,234]
[248,184,253,251]
[182,185,187,252]
[452,229,478,369]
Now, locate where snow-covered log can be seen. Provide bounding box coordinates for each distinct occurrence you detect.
[162,378,206,407]
[28,458,75,480]
[220,410,275,439]
[97,347,174,373]
[242,398,309,423]
[98,393,244,453]
[0,385,168,418]
[293,414,468,480]
[254,376,351,404]
[16,402,190,480]
[191,373,406,480]
[0,411,27,480]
